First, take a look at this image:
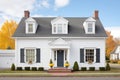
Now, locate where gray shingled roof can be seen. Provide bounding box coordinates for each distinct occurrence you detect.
[13,17,107,37]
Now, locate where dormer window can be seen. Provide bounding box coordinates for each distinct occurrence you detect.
[83,17,96,34]
[88,23,93,33]
[58,24,62,33]
[28,24,33,33]
[25,17,38,34]
[51,17,68,34]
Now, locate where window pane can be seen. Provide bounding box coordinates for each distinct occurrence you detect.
[28,24,33,32]
[88,23,93,32]
[65,50,67,60]
[58,24,62,33]
[85,49,94,62]
[26,49,35,62]
[54,50,56,60]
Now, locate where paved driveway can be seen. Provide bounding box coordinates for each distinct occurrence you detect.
[0,77,120,80]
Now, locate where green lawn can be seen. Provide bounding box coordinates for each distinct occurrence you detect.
[0,67,120,77]
[0,69,47,73]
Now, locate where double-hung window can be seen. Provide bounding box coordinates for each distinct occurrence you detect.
[85,49,94,62]
[26,49,35,63]
[57,24,62,33]
[52,23,67,34]
[88,23,93,33]
[28,24,33,33]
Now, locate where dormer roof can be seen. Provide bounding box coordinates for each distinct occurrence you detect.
[25,17,36,22]
[85,17,96,22]
[51,16,68,24]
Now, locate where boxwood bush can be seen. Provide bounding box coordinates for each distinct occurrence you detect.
[31,67,37,71]
[81,67,87,71]
[89,67,95,71]
[38,67,44,71]
[73,61,79,71]
[99,67,106,71]
[16,67,23,71]
[11,63,15,71]
[25,67,30,71]
[106,63,111,71]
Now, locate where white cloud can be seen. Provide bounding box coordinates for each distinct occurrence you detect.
[0,0,35,17]
[34,0,50,10]
[54,0,70,9]
[41,0,50,8]
[105,27,120,38]
[0,0,36,28]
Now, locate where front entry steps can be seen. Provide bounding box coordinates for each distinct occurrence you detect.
[48,67,72,73]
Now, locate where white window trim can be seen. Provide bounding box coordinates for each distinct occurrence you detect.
[84,22,95,34]
[26,21,38,34]
[28,23,34,33]
[24,48,36,64]
[52,23,68,34]
[84,48,96,64]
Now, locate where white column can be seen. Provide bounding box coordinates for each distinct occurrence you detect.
[67,48,70,62]
[50,49,52,59]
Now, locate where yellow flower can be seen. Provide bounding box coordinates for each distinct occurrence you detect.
[64,63,69,67]
[49,63,54,67]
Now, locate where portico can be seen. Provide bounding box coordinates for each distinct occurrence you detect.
[49,38,70,67]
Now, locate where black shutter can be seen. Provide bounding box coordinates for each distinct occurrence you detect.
[96,48,100,63]
[36,48,40,63]
[20,48,24,63]
[80,49,84,63]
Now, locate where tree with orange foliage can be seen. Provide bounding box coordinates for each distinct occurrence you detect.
[0,20,17,49]
[106,31,116,60]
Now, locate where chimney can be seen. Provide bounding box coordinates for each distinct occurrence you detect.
[94,10,99,19]
[24,10,30,18]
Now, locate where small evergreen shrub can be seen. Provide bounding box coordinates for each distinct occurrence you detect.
[81,67,86,71]
[16,67,22,71]
[99,67,106,71]
[7,46,12,50]
[11,63,15,71]
[25,67,30,71]
[31,67,37,71]
[106,63,111,71]
[73,61,79,71]
[89,67,95,71]
[38,67,44,71]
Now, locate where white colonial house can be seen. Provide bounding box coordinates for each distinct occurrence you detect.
[12,10,107,70]
[110,45,120,60]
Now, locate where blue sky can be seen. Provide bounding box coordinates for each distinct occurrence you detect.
[0,0,120,37]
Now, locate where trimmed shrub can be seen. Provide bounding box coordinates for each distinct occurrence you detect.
[106,60,110,63]
[7,46,12,50]
[81,67,87,71]
[11,63,15,71]
[16,67,23,71]
[38,67,44,71]
[25,67,30,71]
[99,67,106,71]
[73,61,79,71]
[31,67,37,71]
[89,67,95,71]
[106,63,111,71]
